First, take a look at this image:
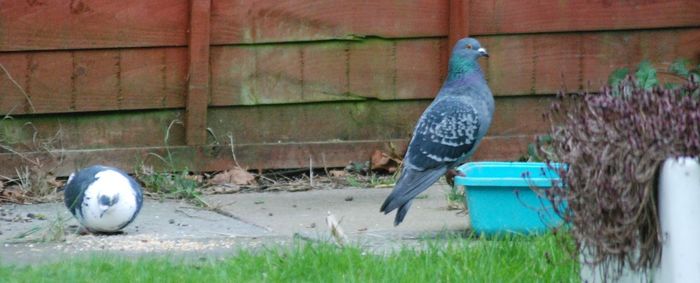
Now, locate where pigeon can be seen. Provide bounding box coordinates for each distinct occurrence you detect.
[64,165,143,233]
[380,37,494,225]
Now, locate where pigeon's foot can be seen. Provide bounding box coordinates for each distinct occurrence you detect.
[445,169,466,187]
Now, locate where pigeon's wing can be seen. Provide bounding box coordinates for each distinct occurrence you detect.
[381,97,481,224]
[63,169,99,216]
[407,97,481,171]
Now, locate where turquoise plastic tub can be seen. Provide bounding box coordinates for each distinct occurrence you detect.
[454,162,566,235]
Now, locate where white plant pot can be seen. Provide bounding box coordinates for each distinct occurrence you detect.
[581,157,700,283]
[656,157,700,282]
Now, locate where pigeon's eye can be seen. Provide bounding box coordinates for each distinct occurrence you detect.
[465,44,473,50]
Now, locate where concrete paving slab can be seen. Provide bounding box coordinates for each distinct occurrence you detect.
[202,184,469,239]
[0,184,470,266]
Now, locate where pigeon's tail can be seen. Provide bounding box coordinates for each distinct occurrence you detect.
[380,166,448,225]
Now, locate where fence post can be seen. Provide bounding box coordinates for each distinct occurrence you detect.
[448,0,470,54]
[185,0,211,145]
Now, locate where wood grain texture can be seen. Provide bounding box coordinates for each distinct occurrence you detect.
[210,0,448,44]
[210,38,447,106]
[470,0,700,35]
[185,0,212,145]
[480,28,700,96]
[5,28,697,116]
[0,0,188,52]
[1,96,551,156]
[448,0,470,50]
[207,96,551,146]
[0,48,188,115]
[0,110,186,152]
[0,141,409,176]
[0,135,537,177]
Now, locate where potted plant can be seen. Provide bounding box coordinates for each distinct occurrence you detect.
[539,60,700,282]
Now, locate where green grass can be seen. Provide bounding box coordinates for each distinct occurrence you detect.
[0,233,579,282]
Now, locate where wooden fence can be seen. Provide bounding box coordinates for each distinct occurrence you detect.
[1,0,699,176]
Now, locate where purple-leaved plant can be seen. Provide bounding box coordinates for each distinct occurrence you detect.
[541,70,699,279]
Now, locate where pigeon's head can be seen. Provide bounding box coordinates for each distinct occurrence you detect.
[98,193,120,217]
[452,38,489,61]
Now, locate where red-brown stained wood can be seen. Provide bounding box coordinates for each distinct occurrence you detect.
[120,48,188,110]
[448,0,470,50]
[185,0,212,146]
[0,141,409,176]
[0,0,188,52]
[210,46,256,106]
[0,110,185,152]
[395,39,447,100]
[488,96,551,137]
[348,40,395,100]
[73,50,121,112]
[471,135,534,161]
[581,30,700,87]
[206,97,549,147]
[469,0,700,35]
[0,95,552,176]
[210,0,448,44]
[211,39,448,106]
[1,48,188,115]
[254,46,304,104]
[301,43,352,102]
[30,52,74,113]
[206,101,426,144]
[0,134,535,177]
[480,28,700,96]
[5,29,698,116]
[480,35,536,96]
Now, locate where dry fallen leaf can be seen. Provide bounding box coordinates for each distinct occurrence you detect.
[0,185,27,203]
[370,149,400,173]
[329,169,347,178]
[209,167,256,186]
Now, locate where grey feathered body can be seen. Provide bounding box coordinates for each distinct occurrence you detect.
[380,44,494,225]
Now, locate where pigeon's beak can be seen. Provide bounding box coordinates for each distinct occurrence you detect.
[478,47,489,58]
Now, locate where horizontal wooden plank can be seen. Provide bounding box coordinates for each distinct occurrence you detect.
[471,135,535,161]
[0,0,447,51]
[0,110,186,151]
[479,28,700,96]
[8,28,691,115]
[0,48,188,115]
[1,95,551,153]
[0,135,536,177]
[210,38,447,106]
[0,141,409,177]
[207,98,550,145]
[0,0,188,52]
[470,0,700,35]
[210,0,448,44]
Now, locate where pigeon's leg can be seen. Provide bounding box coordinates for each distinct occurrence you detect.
[445,168,466,187]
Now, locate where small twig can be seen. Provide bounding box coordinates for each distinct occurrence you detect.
[0,63,35,113]
[309,156,314,187]
[174,208,213,220]
[227,134,242,168]
[321,153,330,177]
[0,144,40,167]
[196,197,272,232]
[325,211,347,247]
[256,174,277,184]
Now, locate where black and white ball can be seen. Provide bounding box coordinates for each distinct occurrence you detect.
[64,165,143,233]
